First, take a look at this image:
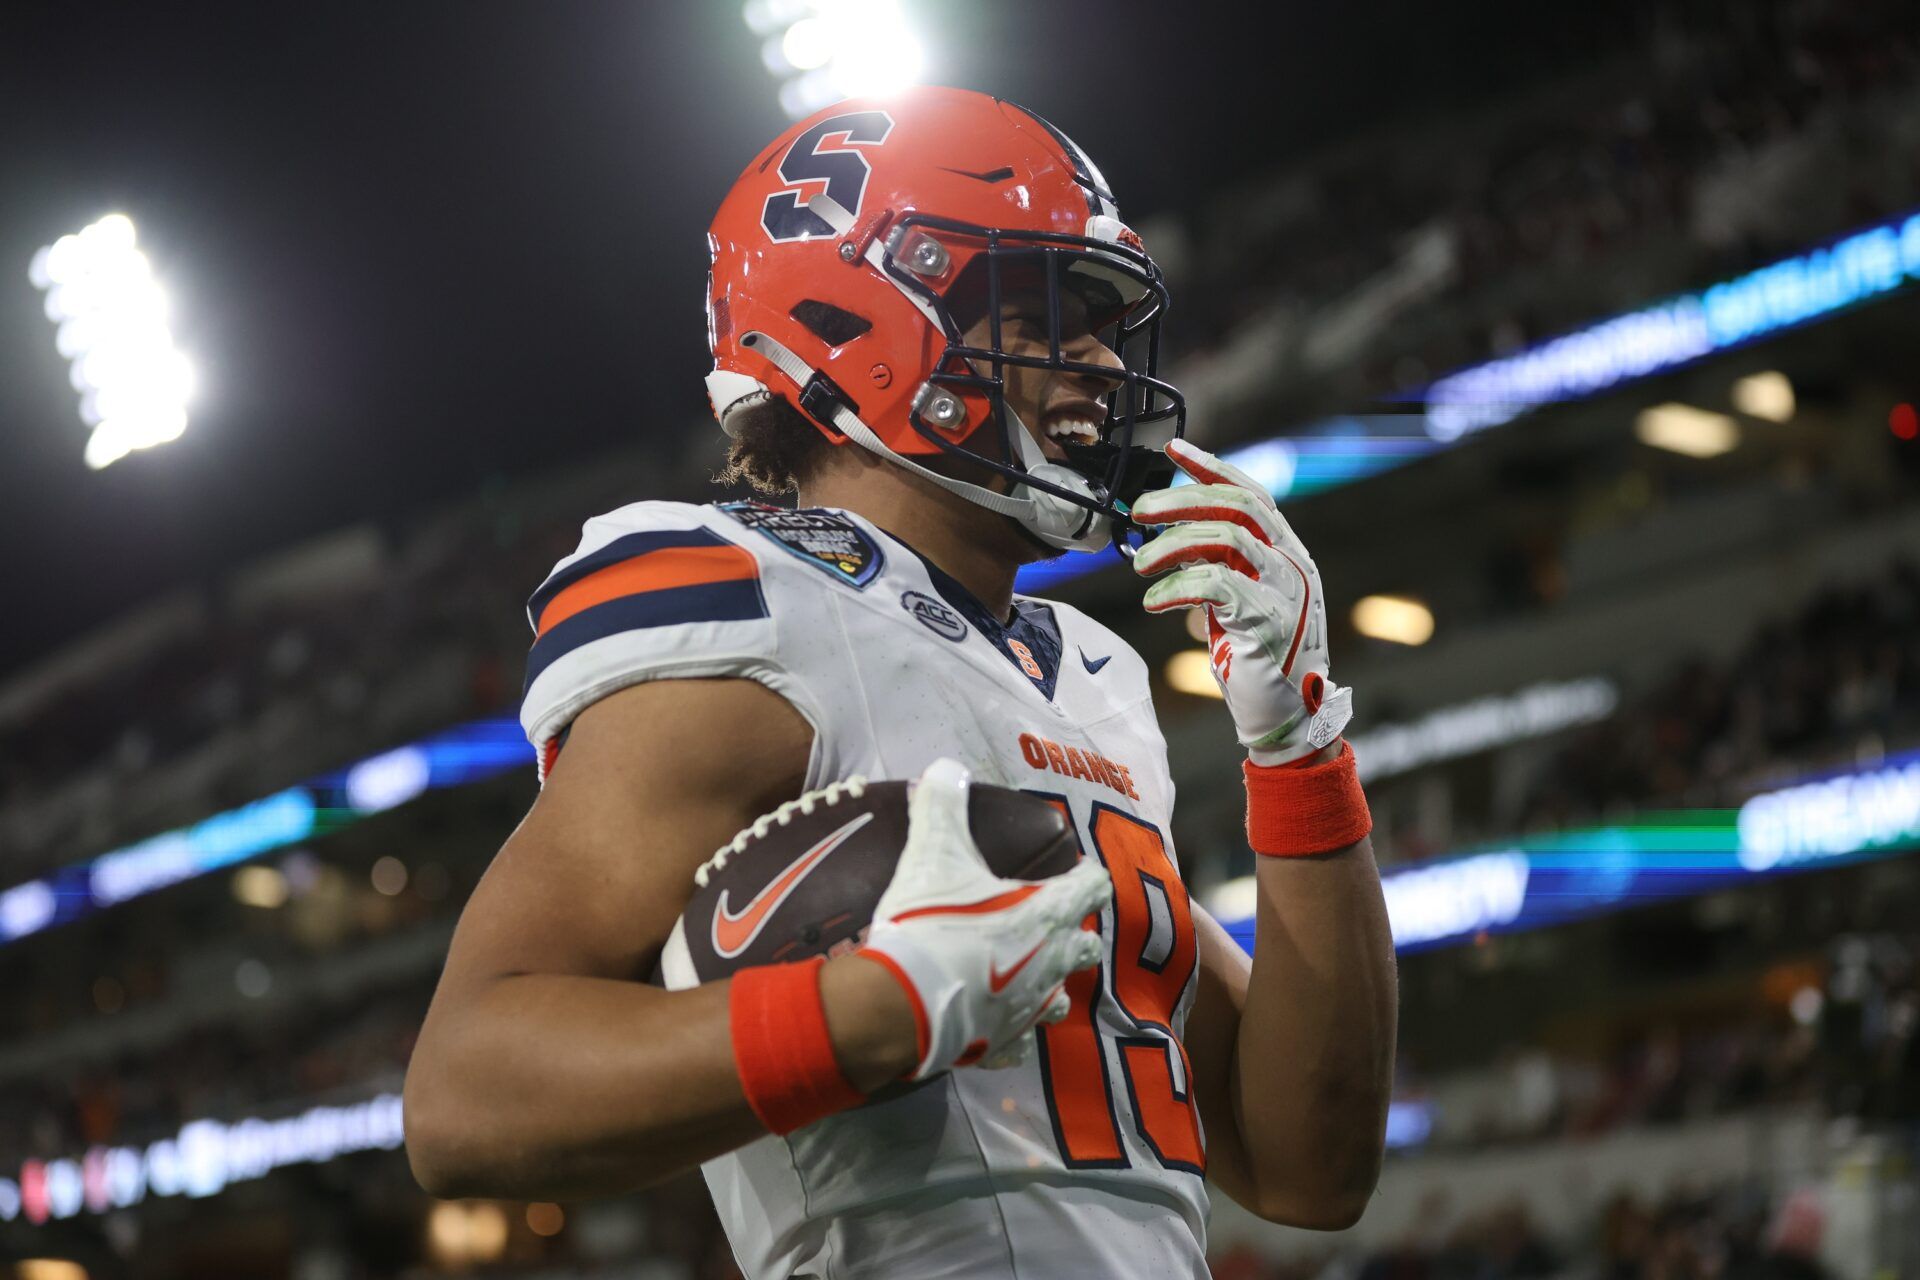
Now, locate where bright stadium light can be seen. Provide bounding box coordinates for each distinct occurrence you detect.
[17,1262,88,1280]
[780,17,835,70]
[747,0,925,119]
[230,865,289,910]
[1164,649,1224,699]
[1732,370,1796,422]
[1636,402,1739,458]
[28,213,193,470]
[1352,595,1435,646]
[428,1201,509,1267]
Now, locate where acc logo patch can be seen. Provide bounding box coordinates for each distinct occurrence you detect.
[901,591,968,642]
[762,110,894,242]
[722,503,883,589]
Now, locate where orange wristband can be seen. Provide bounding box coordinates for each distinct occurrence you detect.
[729,957,865,1136]
[1244,741,1372,856]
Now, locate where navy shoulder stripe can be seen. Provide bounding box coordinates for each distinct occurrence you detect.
[522,578,770,694]
[528,527,733,625]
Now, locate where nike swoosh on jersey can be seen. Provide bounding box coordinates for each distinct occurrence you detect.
[712,812,875,959]
[988,940,1046,994]
[1079,648,1112,674]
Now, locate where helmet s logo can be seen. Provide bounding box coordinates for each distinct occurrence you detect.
[762,111,895,243]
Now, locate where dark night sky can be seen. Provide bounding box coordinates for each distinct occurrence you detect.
[0,0,1655,678]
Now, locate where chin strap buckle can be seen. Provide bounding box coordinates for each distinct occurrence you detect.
[797,371,859,438]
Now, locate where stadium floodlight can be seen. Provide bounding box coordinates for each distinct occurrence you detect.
[1164,649,1224,699]
[1352,595,1435,646]
[1732,370,1796,423]
[1636,402,1739,458]
[16,1262,87,1280]
[428,1201,510,1266]
[27,213,193,470]
[745,0,925,120]
[230,865,290,910]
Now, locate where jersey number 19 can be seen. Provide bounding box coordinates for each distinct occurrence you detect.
[1030,797,1205,1174]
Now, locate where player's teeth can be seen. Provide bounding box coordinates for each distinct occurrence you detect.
[1044,419,1097,443]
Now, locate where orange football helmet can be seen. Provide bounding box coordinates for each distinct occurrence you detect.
[705,86,1183,553]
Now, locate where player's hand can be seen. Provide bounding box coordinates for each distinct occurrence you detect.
[859,758,1111,1080]
[1131,438,1353,765]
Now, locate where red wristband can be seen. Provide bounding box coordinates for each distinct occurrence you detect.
[729,957,865,1136]
[1244,741,1372,856]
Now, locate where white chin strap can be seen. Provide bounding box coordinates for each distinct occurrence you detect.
[735,328,1114,554]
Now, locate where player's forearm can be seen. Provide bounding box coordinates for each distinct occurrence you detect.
[1234,834,1396,1229]
[404,972,759,1200]
[403,958,914,1201]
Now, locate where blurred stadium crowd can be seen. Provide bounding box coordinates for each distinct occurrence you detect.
[1213,1182,1835,1280]
[12,919,1920,1163]
[5,0,1920,1275]
[10,917,1912,1276]
[1370,555,1920,861]
[1172,0,1920,428]
[1516,562,1920,831]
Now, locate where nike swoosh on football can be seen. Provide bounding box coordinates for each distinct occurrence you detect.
[711,812,875,959]
[1079,648,1112,674]
[988,940,1046,994]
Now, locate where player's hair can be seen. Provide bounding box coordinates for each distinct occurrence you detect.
[714,298,874,495]
[716,393,833,495]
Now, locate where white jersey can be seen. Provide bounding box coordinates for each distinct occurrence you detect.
[521,499,1210,1280]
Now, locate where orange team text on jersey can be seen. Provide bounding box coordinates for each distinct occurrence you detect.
[1015,733,1141,801]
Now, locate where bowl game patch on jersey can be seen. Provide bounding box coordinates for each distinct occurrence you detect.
[722,502,884,589]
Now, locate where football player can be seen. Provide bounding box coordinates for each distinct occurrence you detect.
[406,87,1395,1278]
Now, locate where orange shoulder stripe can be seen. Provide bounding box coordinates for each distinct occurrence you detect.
[534,544,759,636]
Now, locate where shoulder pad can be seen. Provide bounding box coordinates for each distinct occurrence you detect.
[520,501,776,767]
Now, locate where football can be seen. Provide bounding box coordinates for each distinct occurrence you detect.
[659,776,1082,989]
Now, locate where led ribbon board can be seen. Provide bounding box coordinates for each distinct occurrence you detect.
[0,718,533,946]
[1018,206,1920,594]
[1426,209,1920,440]
[0,1094,404,1223]
[1212,745,1920,956]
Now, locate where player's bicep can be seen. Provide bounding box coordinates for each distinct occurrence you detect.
[1186,902,1259,1207]
[438,677,814,991]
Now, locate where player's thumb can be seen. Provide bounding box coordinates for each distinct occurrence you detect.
[903,757,982,864]
[1165,438,1279,511]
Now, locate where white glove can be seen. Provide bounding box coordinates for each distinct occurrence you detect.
[1131,438,1354,766]
[860,758,1112,1079]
